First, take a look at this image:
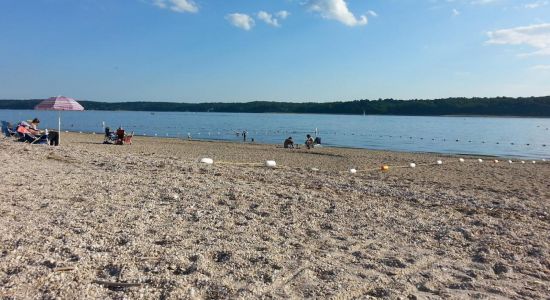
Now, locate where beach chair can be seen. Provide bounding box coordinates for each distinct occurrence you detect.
[31,134,49,145]
[1,121,15,138]
[19,132,45,144]
[7,126,17,137]
[104,127,117,144]
[15,124,48,144]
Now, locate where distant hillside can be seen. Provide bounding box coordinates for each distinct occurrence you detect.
[1,96,550,117]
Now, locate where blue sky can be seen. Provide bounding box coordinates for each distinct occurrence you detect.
[0,0,549,102]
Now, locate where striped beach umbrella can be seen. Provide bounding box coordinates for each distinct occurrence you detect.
[34,96,85,145]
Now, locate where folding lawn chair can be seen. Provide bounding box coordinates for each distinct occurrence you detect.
[1,121,17,138]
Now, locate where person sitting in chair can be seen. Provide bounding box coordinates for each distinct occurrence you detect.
[16,123,36,143]
[28,118,40,135]
[116,127,125,145]
[16,122,48,144]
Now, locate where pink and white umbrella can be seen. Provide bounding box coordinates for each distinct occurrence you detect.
[35,96,84,111]
[35,96,85,144]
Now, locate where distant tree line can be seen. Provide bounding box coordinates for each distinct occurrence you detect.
[1,96,550,117]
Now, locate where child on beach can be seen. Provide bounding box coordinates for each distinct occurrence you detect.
[305,134,314,149]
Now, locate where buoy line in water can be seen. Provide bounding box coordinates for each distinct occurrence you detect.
[195,157,547,174]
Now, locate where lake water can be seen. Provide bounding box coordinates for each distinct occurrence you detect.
[1,110,549,159]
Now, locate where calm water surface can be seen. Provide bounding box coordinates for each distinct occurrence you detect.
[1,110,549,159]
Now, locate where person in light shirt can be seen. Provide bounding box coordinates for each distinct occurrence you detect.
[305,134,314,149]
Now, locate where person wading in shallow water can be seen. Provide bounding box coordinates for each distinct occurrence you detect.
[243,130,247,142]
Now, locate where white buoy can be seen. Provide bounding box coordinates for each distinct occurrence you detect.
[200,158,214,165]
[478,159,483,163]
[459,158,465,163]
[409,163,416,168]
[508,160,513,164]
[349,168,357,174]
[436,160,443,165]
[265,160,277,168]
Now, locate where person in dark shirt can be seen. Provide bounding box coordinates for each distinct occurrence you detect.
[284,137,294,148]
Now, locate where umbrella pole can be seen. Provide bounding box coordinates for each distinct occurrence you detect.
[58,111,61,145]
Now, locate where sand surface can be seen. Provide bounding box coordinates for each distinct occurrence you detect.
[1,133,549,299]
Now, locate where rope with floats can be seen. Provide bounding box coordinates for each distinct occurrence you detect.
[195,157,546,174]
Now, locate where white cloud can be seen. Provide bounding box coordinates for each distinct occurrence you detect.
[487,23,550,56]
[530,64,550,70]
[525,1,549,9]
[367,10,378,17]
[257,10,291,27]
[152,0,198,13]
[471,0,498,4]
[152,0,166,9]
[257,11,280,27]
[452,8,460,16]
[170,0,198,13]
[308,0,368,27]
[276,10,291,20]
[226,13,255,31]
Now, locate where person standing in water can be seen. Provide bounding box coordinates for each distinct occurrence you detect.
[243,130,247,142]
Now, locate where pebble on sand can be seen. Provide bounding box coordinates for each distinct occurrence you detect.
[265,160,277,168]
[200,158,214,165]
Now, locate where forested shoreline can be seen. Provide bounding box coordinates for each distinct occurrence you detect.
[1,96,550,117]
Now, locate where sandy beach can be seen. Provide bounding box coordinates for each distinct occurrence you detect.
[1,133,549,299]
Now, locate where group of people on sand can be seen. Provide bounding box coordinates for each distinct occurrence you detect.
[104,126,133,145]
[284,134,321,149]
[9,118,59,145]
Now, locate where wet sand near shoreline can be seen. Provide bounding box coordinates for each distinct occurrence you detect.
[1,133,549,299]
